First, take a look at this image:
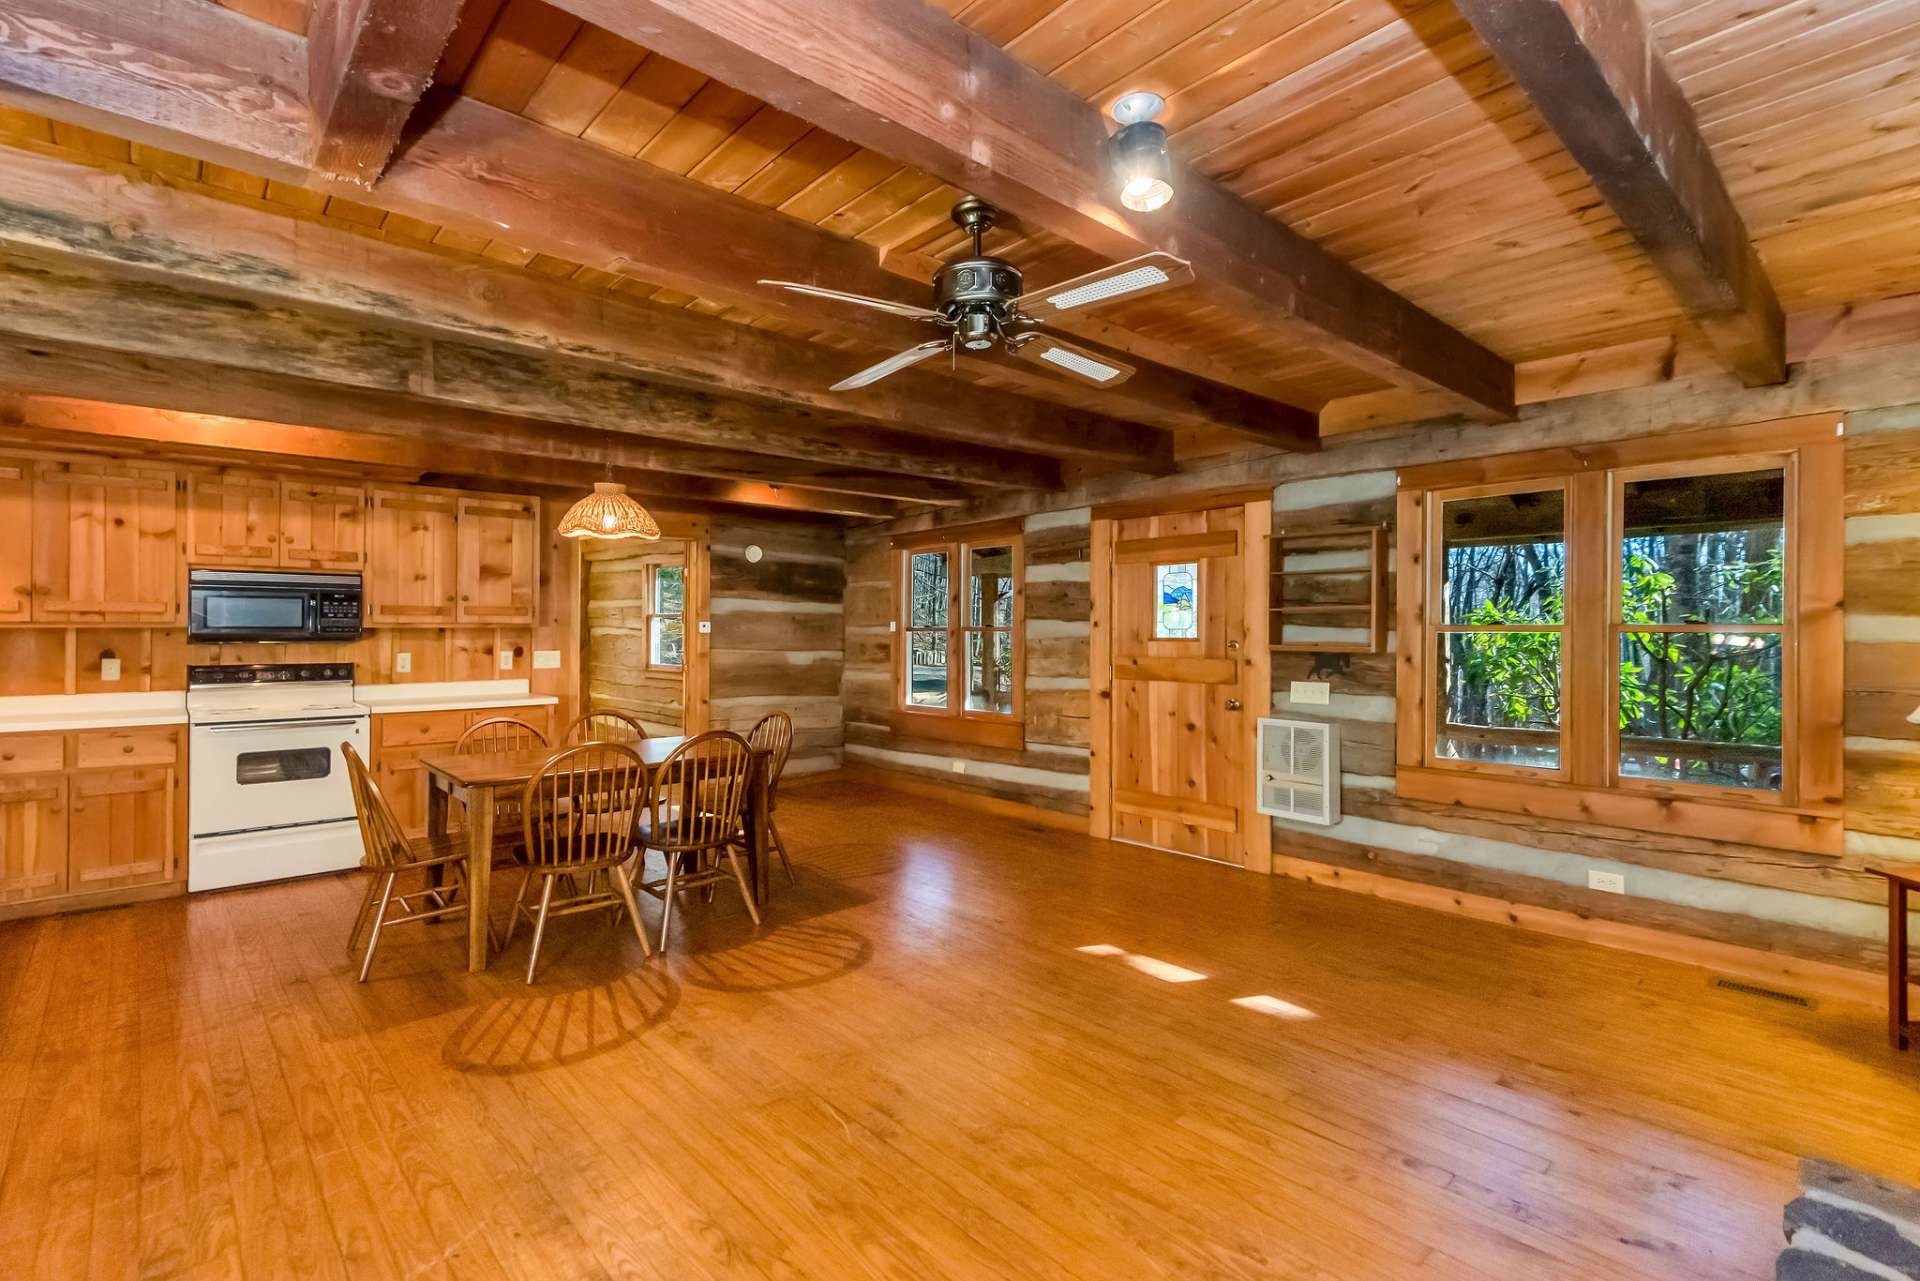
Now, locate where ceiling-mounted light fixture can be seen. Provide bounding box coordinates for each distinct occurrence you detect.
[558,476,661,542]
[1109,91,1173,213]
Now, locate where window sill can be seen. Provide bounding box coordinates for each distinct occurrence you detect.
[1393,766,1842,856]
[888,709,1023,752]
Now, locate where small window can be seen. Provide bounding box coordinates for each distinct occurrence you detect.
[646,562,685,670]
[894,529,1024,744]
[1154,562,1198,639]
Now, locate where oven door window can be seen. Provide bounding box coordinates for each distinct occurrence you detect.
[235,747,334,786]
[202,591,309,633]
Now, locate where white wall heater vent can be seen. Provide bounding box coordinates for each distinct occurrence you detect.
[1256,717,1341,826]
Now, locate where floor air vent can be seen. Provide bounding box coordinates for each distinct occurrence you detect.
[1712,977,1814,1008]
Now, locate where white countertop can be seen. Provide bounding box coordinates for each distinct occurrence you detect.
[0,691,189,734]
[353,680,560,716]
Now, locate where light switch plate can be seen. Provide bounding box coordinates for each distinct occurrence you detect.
[394,651,412,674]
[99,657,121,682]
[1289,680,1331,705]
[499,649,515,671]
[532,649,562,670]
[1587,869,1626,895]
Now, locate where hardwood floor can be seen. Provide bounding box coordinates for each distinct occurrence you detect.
[2,777,1916,1280]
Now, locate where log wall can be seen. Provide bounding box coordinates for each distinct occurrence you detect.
[842,340,1920,970]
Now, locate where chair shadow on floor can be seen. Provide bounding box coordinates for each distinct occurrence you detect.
[675,917,875,993]
[440,959,681,1075]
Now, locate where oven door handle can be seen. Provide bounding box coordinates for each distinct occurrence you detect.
[202,718,366,733]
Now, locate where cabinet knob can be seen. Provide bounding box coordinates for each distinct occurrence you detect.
[1225,698,1243,712]
[122,743,135,754]
[1,753,13,762]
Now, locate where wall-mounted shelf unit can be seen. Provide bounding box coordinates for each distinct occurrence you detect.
[1271,523,1387,654]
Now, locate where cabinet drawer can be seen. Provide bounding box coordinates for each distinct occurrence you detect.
[0,734,65,775]
[375,710,469,747]
[75,728,179,770]
[467,705,552,734]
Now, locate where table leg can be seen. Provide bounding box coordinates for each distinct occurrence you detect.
[468,784,494,973]
[749,755,770,905]
[1894,880,1910,1052]
[426,771,451,893]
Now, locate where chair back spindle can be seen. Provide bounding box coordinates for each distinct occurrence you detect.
[344,743,414,872]
[458,717,551,755]
[747,712,794,804]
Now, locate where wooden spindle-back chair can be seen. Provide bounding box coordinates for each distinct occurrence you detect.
[457,717,551,859]
[343,743,481,982]
[562,709,651,745]
[634,730,760,949]
[746,711,796,885]
[507,742,654,982]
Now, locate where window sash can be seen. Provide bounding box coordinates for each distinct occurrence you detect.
[895,536,1021,724]
[639,560,685,671]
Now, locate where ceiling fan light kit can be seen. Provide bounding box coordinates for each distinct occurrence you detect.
[1109,91,1174,213]
[760,190,1196,395]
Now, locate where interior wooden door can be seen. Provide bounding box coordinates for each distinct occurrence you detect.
[367,488,458,625]
[31,460,180,623]
[187,470,280,566]
[1099,502,1270,867]
[280,480,366,570]
[455,494,538,625]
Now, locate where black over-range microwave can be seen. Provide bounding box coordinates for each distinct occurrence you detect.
[187,569,364,643]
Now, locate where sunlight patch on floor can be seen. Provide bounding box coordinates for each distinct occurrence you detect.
[1230,994,1317,1020]
[1075,943,1207,982]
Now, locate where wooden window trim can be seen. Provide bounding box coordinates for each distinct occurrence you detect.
[890,531,1025,751]
[1395,415,1845,856]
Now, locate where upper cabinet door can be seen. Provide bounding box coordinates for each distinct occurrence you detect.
[281,481,366,571]
[367,487,458,625]
[32,461,180,623]
[456,494,539,626]
[0,458,35,622]
[187,471,280,566]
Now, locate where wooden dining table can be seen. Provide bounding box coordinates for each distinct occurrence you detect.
[421,736,773,972]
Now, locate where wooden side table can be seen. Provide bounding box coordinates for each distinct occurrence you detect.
[1868,862,1920,1050]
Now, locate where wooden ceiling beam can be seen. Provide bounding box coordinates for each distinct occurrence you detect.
[0,0,311,177]
[1451,0,1785,386]
[0,147,1167,472]
[0,252,1060,491]
[1,394,887,518]
[548,0,1515,422]
[306,0,467,186]
[0,340,937,518]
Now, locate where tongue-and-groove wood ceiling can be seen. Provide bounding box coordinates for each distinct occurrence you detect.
[0,0,1916,519]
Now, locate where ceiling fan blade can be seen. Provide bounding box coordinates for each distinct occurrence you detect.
[758,279,941,321]
[1014,252,1195,318]
[830,340,952,391]
[1010,333,1136,387]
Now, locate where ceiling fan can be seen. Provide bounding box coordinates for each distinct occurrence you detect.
[759,196,1194,392]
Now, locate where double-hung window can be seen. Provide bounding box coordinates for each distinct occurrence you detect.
[646,562,685,670]
[1396,416,1844,854]
[892,524,1024,749]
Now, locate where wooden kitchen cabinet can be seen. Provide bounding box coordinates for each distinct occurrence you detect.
[31,459,181,623]
[367,487,459,625]
[67,766,175,895]
[0,774,69,905]
[457,494,539,625]
[0,456,35,622]
[187,471,280,566]
[280,480,366,571]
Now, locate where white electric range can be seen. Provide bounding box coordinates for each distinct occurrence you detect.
[186,663,371,892]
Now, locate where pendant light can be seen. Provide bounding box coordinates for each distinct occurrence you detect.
[558,466,661,542]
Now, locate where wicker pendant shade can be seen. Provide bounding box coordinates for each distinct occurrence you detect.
[557,482,662,541]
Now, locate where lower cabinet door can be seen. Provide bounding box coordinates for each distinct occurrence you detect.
[67,767,175,894]
[0,775,68,905]
[375,747,433,839]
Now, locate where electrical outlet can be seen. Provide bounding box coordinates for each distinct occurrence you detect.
[1289,679,1330,705]
[1587,869,1626,895]
[951,760,966,774]
[532,649,562,670]
[499,648,514,671]
[99,656,121,682]
[394,651,412,674]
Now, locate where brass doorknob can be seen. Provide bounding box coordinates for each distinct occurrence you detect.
[1225,698,1243,711]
